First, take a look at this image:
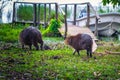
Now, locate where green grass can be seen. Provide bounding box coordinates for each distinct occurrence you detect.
[0,24,120,79]
[0,23,29,42]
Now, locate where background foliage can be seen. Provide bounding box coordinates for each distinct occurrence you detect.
[102,0,120,7]
[42,19,62,37]
[17,5,34,21]
[17,4,60,22]
[0,24,29,42]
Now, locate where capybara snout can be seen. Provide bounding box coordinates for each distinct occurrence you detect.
[65,33,93,57]
[19,26,43,50]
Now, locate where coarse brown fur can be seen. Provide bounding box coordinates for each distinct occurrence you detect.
[19,26,43,50]
[65,33,93,57]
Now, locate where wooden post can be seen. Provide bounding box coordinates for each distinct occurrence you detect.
[44,4,47,28]
[94,17,98,37]
[65,4,67,18]
[87,3,90,27]
[64,4,67,39]
[55,3,58,20]
[37,4,40,27]
[48,4,51,21]
[12,2,16,23]
[33,4,37,26]
[73,4,77,25]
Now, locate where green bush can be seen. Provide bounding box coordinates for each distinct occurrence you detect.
[42,19,62,37]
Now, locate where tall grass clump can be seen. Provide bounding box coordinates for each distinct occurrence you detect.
[42,19,62,37]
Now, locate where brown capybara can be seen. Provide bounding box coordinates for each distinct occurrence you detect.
[64,33,93,57]
[19,26,43,50]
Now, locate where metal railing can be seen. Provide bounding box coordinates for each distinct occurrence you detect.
[60,2,100,36]
[12,2,59,27]
[12,2,100,38]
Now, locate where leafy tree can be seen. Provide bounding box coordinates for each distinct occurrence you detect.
[0,0,9,22]
[102,0,120,7]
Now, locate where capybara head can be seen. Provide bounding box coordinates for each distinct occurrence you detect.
[64,33,93,57]
[64,36,73,45]
[19,26,43,50]
[43,44,52,50]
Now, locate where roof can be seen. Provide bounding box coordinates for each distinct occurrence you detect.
[22,0,102,5]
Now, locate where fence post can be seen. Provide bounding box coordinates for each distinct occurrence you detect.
[33,4,37,26]
[73,4,77,25]
[48,4,51,21]
[37,4,41,27]
[12,2,16,23]
[44,4,47,28]
[87,3,90,27]
[55,3,58,20]
[64,4,67,39]
[94,17,98,37]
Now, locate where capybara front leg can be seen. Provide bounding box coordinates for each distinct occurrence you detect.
[29,44,32,50]
[40,41,43,50]
[33,42,39,50]
[87,49,92,58]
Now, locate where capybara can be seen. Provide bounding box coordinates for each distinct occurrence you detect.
[64,33,93,57]
[19,26,43,50]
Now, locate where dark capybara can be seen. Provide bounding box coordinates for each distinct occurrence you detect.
[64,33,93,57]
[19,26,43,50]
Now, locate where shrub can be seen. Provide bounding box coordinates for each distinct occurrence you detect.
[42,19,62,37]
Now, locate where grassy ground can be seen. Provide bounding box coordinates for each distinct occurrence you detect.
[0,24,120,80]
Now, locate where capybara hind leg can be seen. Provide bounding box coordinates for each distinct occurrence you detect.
[73,50,76,55]
[22,45,24,49]
[89,50,92,57]
[33,42,39,50]
[87,50,89,57]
